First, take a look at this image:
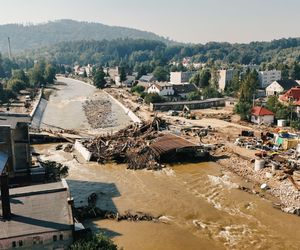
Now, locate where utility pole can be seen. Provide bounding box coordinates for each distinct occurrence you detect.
[7,37,12,60]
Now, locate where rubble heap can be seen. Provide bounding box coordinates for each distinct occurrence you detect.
[83,99,119,129]
[83,117,167,170]
[74,193,160,222]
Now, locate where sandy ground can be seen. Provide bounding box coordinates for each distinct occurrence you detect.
[40,77,131,136]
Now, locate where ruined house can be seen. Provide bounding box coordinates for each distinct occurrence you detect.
[0,113,31,178]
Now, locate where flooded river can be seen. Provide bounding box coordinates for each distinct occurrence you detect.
[35,77,300,249]
[35,145,300,250]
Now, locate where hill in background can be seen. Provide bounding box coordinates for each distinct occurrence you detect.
[0,19,174,53]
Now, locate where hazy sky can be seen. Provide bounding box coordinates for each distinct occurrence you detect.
[1,0,300,43]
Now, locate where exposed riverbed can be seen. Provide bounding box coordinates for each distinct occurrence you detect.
[40,77,131,134]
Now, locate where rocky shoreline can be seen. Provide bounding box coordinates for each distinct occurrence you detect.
[214,147,300,216]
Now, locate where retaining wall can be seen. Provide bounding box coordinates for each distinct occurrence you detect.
[104,90,142,124]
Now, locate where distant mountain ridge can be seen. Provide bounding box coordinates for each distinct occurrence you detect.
[0,19,175,53]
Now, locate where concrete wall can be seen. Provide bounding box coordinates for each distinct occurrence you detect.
[31,98,47,129]
[74,140,92,161]
[30,89,43,118]
[150,98,225,111]
[104,91,142,124]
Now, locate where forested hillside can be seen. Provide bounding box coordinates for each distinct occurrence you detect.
[0,19,173,53]
[26,37,300,67]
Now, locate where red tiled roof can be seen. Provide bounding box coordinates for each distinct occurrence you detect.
[280,87,300,102]
[251,106,274,116]
[294,100,300,106]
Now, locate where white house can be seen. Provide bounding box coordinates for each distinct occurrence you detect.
[147,82,174,96]
[266,79,300,96]
[251,106,274,125]
[258,70,281,88]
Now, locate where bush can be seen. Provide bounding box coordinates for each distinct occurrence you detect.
[41,161,69,182]
[144,93,165,104]
[6,79,27,93]
[290,120,300,130]
[69,234,117,250]
[131,85,145,94]
[187,91,202,101]
[202,86,222,99]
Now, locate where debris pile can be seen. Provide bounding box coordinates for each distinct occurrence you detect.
[83,99,119,129]
[74,193,160,222]
[83,117,166,170]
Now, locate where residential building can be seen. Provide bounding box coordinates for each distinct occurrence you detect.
[115,75,136,87]
[172,83,198,99]
[258,70,281,88]
[279,87,300,103]
[147,82,174,96]
[0,114,31,178]
[241,64,260,73]
[105,67,119,80]
[83,64,93,77]
[139,74,156,83]
[0,180,74,250]
[218,69,237,91]
[170,71,195,84]
[266,79,300,96]
[251,106,274,125]
[137,82,151,89]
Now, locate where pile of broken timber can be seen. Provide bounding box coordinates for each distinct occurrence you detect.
[83,117,166,170]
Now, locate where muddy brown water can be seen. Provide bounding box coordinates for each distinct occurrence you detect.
[36,78,300,249]
[35,144,300,250]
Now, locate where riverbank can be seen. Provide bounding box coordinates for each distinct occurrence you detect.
[39,77,131,135]
[102,87,300,216]
[33,143,300,250]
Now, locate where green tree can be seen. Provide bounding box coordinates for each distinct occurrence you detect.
[202,86,221,99]
[69,234,117,250]
[190,69,211,88]
[0,54,5,78]
[290,62,300,80]
[82,69,87,78]
[28,63,46,87]
[119,67,127,83]
[12,69,29,86]
[44,64,56,84]
[224,71,240,97]
[266,95,293,120]
[187,91,202,101]
[153,66,169,82]
[93,68,106,89]
[131,85,145,94]
[235,70,259,120]
[6,79,26,93]
[144,93,165,104]
[210,67,220,89]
